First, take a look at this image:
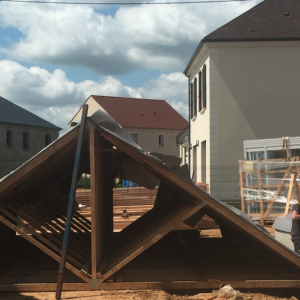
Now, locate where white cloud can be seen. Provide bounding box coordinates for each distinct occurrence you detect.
[0,1,260,75]
[142,72,188,117]
[0,60,187,131]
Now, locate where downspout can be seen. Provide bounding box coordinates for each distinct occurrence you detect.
[188,76,191,173]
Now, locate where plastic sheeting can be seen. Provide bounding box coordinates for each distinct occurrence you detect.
[239,160,300,217]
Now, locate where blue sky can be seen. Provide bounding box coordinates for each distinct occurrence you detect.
[0,0,259,131]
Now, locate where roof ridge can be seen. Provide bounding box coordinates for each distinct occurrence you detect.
[91,95,166,102]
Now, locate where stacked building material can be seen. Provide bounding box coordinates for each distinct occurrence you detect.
[75,186,215,231]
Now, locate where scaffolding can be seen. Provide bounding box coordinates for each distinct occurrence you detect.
[239,157,300,225]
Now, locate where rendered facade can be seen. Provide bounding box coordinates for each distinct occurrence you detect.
[184,0,300,201]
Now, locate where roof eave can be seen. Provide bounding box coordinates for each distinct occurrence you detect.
[183,37,300,76]
[183,40,205,76]
[122,126,188,130]
[0,121,62,130]
[202,37,300,42]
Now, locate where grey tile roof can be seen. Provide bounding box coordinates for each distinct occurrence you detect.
[0,96,61,130]
[204,0,300,42]
[184,0,300,74]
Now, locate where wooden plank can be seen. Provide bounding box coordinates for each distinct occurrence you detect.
[18,204,89,259]
[257,160,264,225]
[285,174,295,216]
[0,215,88,282]
[56,104,89,299]
[89,127,101,279]
[246,184,296,189]
[80,256,91,276]
[11,205,88,267]
[99,200,204,283]
[1,280,300,292]
[98,134,114,274]
[34,200,91,250]
[52,197,92,229]
[41,199,90,234]
[0,208,83,269]
[264,157,296,218]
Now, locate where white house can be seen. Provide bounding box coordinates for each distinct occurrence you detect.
[184,0,300,202]
[70,95,188,156]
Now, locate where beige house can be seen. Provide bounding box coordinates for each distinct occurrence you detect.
[184,0,300,201]
[70,95,188,156]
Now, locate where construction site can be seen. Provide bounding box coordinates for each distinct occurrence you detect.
[0,106,300,300]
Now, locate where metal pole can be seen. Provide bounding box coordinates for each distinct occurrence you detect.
[55,104,88,299]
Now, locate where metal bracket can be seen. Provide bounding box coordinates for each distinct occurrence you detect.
[89,278,100,288]
[199,200,208,208]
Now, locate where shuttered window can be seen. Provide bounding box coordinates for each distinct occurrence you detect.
[190,82,194,119]
[193,77,197,117]
[203,64,207,109]
[198,71,202,112]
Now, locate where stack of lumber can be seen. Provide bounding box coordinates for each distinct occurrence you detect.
[75,186,215,231]
[75,186,158,208]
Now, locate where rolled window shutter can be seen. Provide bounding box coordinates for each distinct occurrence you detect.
[198,71,202,111]
[203,64,207,109]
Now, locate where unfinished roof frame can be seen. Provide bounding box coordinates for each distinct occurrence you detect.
[0,108,300,295]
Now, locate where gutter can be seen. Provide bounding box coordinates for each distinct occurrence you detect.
[188,77,191,173]
[183,41,204,75]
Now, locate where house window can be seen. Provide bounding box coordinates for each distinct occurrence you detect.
[197,64,207,112]
[193,77,197,117]
[190,82,194,119]
[201,141,206,183]
[45,134,51,146]
[129,133,139,145]
[198,71,202,111]
[158,134,164,146]
[23,132,29,150]
[203,64,207,109]
[7,130,12,147]
[192,145,197,183]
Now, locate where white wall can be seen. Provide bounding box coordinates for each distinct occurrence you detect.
[188,40,300,201]
[70,96,106,124]
[189,46,211,185]
[217,41,300,166]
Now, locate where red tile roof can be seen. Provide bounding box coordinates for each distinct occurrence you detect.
[91,95,188,130]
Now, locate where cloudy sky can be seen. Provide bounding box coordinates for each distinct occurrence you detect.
[0,0,260,132]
